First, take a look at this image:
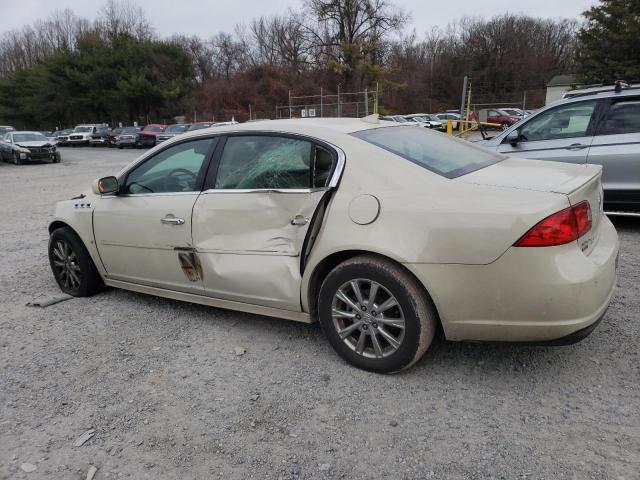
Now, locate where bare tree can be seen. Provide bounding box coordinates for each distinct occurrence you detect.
[305,0,408,88]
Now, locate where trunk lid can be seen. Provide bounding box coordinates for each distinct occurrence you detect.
[458,157,604,255]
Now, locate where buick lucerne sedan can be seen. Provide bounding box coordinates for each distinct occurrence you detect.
[48,117,619,372]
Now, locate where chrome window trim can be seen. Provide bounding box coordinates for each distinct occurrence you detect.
[202,187,329,195]
[102,191,202,198]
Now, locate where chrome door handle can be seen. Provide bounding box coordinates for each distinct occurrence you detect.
[161,216,185,225]
[291,215,309,226]
[565,143,589,150]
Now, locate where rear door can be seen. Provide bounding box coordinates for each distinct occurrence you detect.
[497,100,599,163]
[192,133,341,311]
[587,96,640,207]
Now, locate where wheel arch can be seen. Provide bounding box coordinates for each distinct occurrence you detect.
[48,220,76,235]
[304,249,442,329]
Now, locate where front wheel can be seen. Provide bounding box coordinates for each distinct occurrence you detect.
[318,255,437,373]
[501,122,510,130]
[13,152,22,165]
[48,227,104,297]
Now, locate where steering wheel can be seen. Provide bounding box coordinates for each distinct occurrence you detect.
[164,168,197,191]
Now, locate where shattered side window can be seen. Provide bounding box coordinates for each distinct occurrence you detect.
[215,136,312,189]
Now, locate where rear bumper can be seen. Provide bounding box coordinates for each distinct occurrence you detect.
[404,215,619,343]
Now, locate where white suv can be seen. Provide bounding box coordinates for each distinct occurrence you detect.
[68,124,108,146]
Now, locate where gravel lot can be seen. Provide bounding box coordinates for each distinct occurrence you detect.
[1,147,639,480]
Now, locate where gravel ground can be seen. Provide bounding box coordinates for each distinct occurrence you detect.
[1,147,639,480]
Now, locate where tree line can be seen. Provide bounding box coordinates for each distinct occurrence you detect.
[0,0,635,129]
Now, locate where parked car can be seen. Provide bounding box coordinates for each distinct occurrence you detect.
[40,131,59,142]
[69,124,108,146]
[380,115,411,124]
[404,114,444,130]
[156,124,190,143]
[136,124,167,148]
[0,125,15,137]
[114,127,141,149]
[480,85,640,210]
[47,118,618,372]
[0,131,61,164]
[476,109,521,129]
[105,128,123,148]
[90,127,111,147]
[56,128,74,146]
[187,122,215,131]
[434,113,462,130]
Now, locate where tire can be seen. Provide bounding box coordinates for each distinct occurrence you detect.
[53,152,61,163]
[501,122,510,130]
[318,255,437,373]
[13,152,22,165]
[48,227,104,297]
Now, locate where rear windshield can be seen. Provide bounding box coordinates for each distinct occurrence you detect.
[351,126,505,178]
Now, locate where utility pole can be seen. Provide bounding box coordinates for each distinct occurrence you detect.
[248,104,252,121]
[320,87,323,117]
[288,90,292,119]
[337,84,341,117]
[375,81,379,114]
[364,88,369,116]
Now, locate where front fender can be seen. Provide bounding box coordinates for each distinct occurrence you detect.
[49,193,106,276]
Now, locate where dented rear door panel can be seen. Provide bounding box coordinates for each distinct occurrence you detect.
[192,190,327,311]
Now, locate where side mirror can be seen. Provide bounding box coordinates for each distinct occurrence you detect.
[92,176,119,195]
[506,130,520,146]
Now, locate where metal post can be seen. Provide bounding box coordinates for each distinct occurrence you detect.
[459,76,468,119]
[249,104,252,121]
[320,87,323,118]
[375,81,379,114]
[337,85,341,117]
[364,88,369,116]
[522,91,527,110]
[288,90,292,119]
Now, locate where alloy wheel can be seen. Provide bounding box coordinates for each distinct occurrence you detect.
[331,279,405,359]
[51,240,82,291]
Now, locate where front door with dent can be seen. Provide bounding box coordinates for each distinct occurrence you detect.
[192,134,338,311]
[93,137,217,293]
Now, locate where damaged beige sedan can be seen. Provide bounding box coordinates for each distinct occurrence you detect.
[48,118,619,372]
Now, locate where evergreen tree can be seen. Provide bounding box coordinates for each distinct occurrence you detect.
[577,0,640,82]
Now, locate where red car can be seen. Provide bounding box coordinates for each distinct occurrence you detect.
[136,124,167,148]
[477,109,521,130]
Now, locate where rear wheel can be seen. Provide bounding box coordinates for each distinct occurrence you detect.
[318,255,437,373]
[48,227,104,297]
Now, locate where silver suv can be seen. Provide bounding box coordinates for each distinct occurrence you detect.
[480,85,640,210]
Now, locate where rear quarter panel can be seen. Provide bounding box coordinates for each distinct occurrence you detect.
[300,137,569,311]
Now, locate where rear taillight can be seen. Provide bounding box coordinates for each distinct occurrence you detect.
[514,201,592,247]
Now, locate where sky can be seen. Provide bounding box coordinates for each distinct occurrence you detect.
[1,0,598,38]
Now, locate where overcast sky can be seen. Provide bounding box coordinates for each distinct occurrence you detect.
[2,0,598,38]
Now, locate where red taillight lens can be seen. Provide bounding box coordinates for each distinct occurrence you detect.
[572,201,592,237]
[515,201,592,247]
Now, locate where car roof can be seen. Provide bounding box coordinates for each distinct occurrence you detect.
[9,131,44,135]
[178,117,398,140]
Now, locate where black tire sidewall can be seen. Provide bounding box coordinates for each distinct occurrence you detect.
[48,228,101,297]
[319,262,422,373]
